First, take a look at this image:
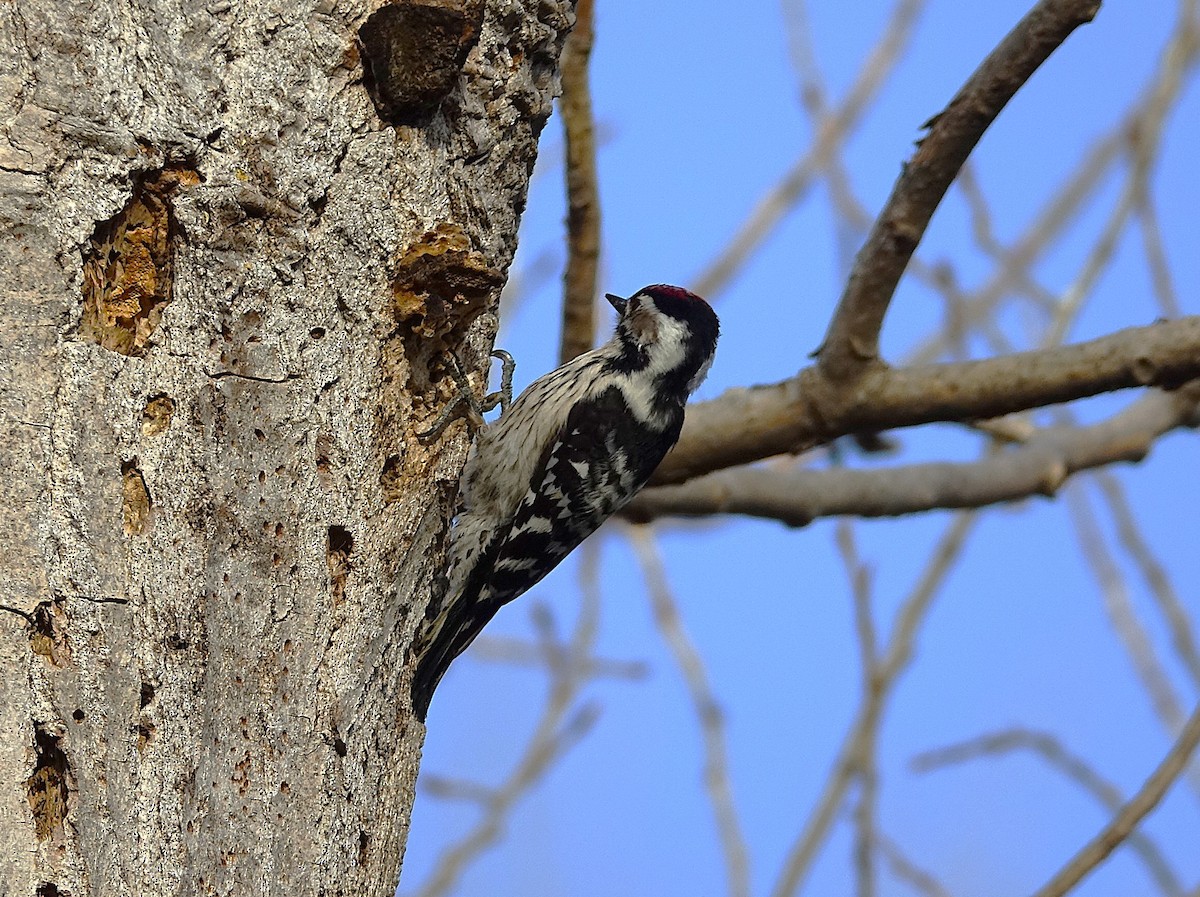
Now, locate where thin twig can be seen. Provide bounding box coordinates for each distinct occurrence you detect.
[468,635,648,680]
[908,130,1123,366]
[1041,193,1135,345]
[1027,701,1200,897]
[558,0,601,363]
[806,128,1064,362]
[913,728,1186,896]
[1066,485,1186,735]
[418,776,496,805]
[836,522,879,897]
[875,832,957,897]
[770,513,978,897]
[692,0,925,299]
[1093,470,1200,688]
[629,525,751,897]
[909,0,1199,365]
[955,162,1059,313]
[853,727,880,897]
[838,522,878,669]
[1134,188,1182,319]
[784,0,896,284]
[1037,28,1191,347]
[779,7,1192,390]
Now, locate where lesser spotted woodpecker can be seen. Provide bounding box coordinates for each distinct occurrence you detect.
[411,284,719,717]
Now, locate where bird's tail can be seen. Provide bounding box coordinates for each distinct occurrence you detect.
[410,520,509,721]
[410,598,500,721]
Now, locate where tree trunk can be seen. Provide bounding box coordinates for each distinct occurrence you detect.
[0,1,572,894]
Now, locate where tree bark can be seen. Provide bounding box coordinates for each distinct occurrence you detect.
[0,1,572,894]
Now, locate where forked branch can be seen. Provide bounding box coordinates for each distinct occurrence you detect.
[817,0,1102,379]
[632,383,1200,524]
[655,317,1200,485]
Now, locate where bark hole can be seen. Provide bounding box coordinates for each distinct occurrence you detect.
[327,526,354,604]
[141,394,176,436]
[37,884,65,897]
[81,164,200,356]
[121,460,153,535]
[140,681,156,708]
[358,829,370,864]
[380,454,403,502]
[315,433,335,486]
[26,726,69,842]
[391,223,503,346]
[357,0,485,126]
[29,601,70,667]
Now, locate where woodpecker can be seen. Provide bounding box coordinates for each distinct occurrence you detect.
[412,284,719,717]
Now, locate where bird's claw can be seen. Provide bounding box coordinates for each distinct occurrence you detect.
[417,349,516,440]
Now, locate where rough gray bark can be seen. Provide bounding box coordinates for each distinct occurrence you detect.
[0,1,572,895]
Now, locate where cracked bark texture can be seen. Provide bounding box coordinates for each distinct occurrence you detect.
[0,1,573,895]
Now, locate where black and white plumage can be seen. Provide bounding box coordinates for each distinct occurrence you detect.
[411,284,719,717]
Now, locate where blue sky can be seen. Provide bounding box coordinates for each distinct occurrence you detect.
[403,1,1200,895]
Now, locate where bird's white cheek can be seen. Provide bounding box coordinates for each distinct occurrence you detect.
[688,354,714,393]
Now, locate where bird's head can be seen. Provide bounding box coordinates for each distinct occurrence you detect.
[604,284,719,394]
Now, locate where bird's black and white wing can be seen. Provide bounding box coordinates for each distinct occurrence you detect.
[410,386,682,714]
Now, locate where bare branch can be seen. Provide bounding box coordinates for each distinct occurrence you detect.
[1039,35,1185,349]
[913,728,1186,897]
[909,2,1199,365]
[908,130,1123,366]
[838,523,878,667]
[853,740,880,897]
[656,318,1200,486]
[467,635,649,680]
[629,525,751,897]
[875,833,957,897]
[817,0,1102,380]
[418,776,497,805]
[1135,188,1182,319]
[558,0,601,363]
[1041,181,1138,348]
[1027,702,1200,897]
[631,384,1200,524]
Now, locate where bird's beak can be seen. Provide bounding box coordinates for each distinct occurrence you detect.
[605,293,628,315]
